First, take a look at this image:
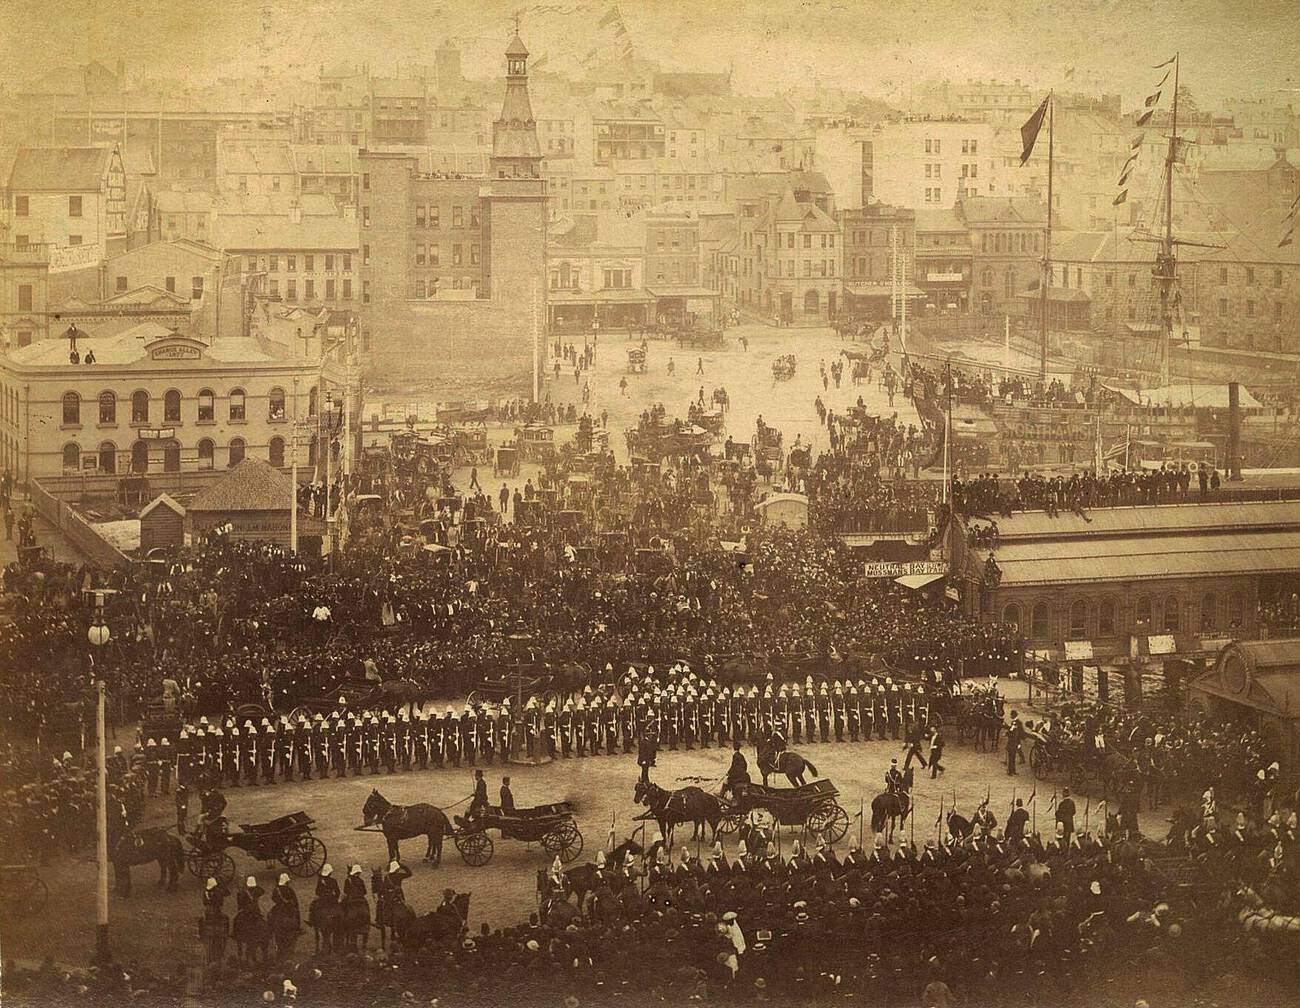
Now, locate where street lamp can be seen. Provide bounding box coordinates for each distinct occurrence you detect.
[87,596,113,965]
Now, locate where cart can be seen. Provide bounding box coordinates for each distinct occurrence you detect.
[185,811,326,883]
[627,347,647,374]
[516,424,556,464]
[452,802,583,867]
[452,423,491,467]
[717,780,849,843]
[494,445,520,478]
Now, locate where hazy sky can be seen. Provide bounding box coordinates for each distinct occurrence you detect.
[3,0,1298,107]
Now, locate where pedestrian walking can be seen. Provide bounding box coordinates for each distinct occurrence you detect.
[928,728,945,778]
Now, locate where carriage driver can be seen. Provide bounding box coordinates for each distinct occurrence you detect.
[884,758,905,795]
[721,741,750,800]
[466,769,489,822]
[194,785,230,845]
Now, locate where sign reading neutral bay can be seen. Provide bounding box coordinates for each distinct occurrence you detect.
[863,560,948,578]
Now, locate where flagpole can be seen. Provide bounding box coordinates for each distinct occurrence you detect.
[1039,92,1053,383]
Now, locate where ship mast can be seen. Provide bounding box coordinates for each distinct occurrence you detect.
[1155,54,1180,388]
[1038,94,1054,382]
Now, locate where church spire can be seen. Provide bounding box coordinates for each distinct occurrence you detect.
[492,28,542,178]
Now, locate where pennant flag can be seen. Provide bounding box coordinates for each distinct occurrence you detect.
[1154,70,1170,89]
[1020,95,1050,166]
[1117,170,1132,188]
[1113,190,1129,207]
[1131,134,1144,151]
[598,6,622,28]
[1289,192,1299,213]
[1153,54,1177,68]
[1145,91,1162,107]
[1136,109,1155,126]
[1121,151,1140,170]
[1281,228,1295,249]
[1065,66,1076,79]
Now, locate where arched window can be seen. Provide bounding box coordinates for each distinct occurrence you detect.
[803,289,820,313]
[197,438,214,471]
[1031,602,1052,641]
[198,388,215,422]
[1069,600,1088,639]
[308,386,318,417]
[1004,267,1016,298]
[98,391,116,425]
[62,391,81,426]
[1002,604,1021,633]
[981,268,993,287]
[1135,596,1153,631]
[1098,597,1117,637]
[130,440,149,473]
[97,441,116,473]
[269,435,285,468]
[228,437,245,467]
[164,389,182,423]
[229,388,246,422]
[163,440,181,472]
[1163,595,1181,633]
[62,441,81,471]
[131,390,149,424]
[268,387,286,421]
[1200,593,1217,633]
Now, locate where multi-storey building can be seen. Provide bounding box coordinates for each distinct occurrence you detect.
[301,62,370,146]
[0,322,331,483]
[546,215,649,333]
[644,205,719,327]
[356,34,547,398]
[0,242,52,348]
[156,191,216,245]
[293,145,359,205]
[914,208,973,312]
[838,204,918,320]
[5,147,128,259]
[733,172,841,323]
[215,138,296,196]
[370,78,428,146]
[863,118,997,210]
[216,210,359,312]
[590,101,665,164]
[964,196,1047,316]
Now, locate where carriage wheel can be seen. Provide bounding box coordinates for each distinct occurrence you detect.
[283,836,327,878]
[716,813,742,836]
[455,831,493,868]
[542,822,584,864]
[807,804,850,845]
[189,851,235,884]
[1030,746,1049,781]
[747,809,775,833]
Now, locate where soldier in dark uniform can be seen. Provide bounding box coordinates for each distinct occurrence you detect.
[413,713,429,770]
[620,698,635,753]
[846,685,860,742]
[682,691,697,751]
[496,704,511,762]
[443,708,460,767]
[395,712,410,771]
[176,728,195,787]
[874,684,888,740]
[277,718,295,782]
[789,688,802,744]
[460,707,476,767]
[888,684,902,741]
[817,686,831,743]
[603,696,618,755]
[558,701,574,757]
[637,726,658,784]
[296,718,313,780]
[431,712,446,768]
[803,689,817,744]
[244,722,260,785]
[224,726,241,787]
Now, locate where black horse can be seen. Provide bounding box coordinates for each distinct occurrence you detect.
[362,789,450,864]
[110,828,183,896]
[562,839,644,906]
[758,749,819,787]
[870,769,914,841]
[634,779,724,843]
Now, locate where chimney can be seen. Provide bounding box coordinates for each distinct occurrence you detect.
[861,140,874,205]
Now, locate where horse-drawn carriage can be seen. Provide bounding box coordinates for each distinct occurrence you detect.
[772,355,796,382]
[186,812,327,884]
[1029,737,1129,794]
[494,445,520,478]
[687,401,726,436]
[717,780,850,843]
[516,423,556,464]
[452,802,584,867]
[752,424,784,472]
[627,347,647,373]
[452,423,490,467]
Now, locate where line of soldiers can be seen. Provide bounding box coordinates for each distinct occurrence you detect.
[157,671,944,788]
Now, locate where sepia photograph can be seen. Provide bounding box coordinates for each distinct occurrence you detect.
[0,0,1299,1004]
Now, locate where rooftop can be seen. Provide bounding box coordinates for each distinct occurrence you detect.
[4,322,294,369]
[9,147,112,192]
[212,213,358,251]
[189,458,299,513]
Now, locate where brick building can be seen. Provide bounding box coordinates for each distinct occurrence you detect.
[5,147,128,257]
[838,203,919,321]
[963,196,1046,316]
[369,78,428,146]
[356,34,547,399]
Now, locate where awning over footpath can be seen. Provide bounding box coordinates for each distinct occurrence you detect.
[895,572,944,589]
[549,289,653,305]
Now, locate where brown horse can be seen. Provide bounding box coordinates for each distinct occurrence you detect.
[362,789,450,864]
[634,779,724,844]
[758,749,819,787]
[109,828,183,896]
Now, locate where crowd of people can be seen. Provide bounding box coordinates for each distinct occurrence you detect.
[952,466,1224,518]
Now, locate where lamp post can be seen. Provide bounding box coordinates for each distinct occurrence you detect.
[87,602,112,965]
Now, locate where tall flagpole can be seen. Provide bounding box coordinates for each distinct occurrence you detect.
[1039,93,1053,383]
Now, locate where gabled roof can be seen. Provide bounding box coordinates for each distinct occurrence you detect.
[959,196,1045,225]
[103,284,192,307]
[212,213,358,252]
[914,208,966,233]
[9,147,112,191]
[188,458,298,513]
[140,493,185,519]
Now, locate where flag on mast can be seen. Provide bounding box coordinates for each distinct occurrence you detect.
[1136,109,1155,126]
[1019,96,1050,166]
[1113,191,1129,207]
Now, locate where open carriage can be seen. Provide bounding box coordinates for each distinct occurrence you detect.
[687,401,726,436]
[717,780,849,843]
[185,811,327,884]
[452,802,584,867]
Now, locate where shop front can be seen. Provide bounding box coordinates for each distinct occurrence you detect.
[548,290,652,335]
